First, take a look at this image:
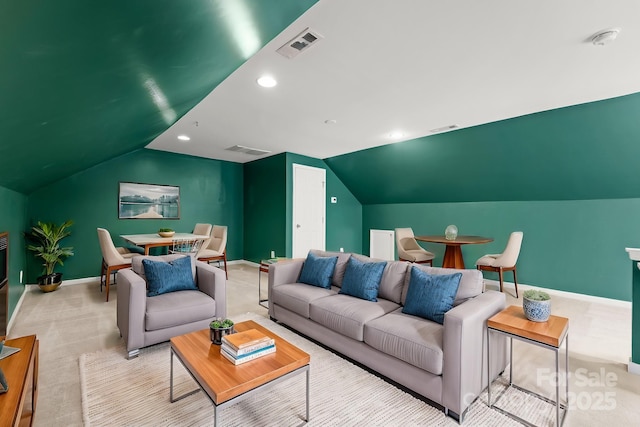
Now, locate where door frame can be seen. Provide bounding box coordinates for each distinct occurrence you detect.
[292,163,326,258]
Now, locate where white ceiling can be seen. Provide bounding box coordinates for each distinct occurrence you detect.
[147,0,640,163]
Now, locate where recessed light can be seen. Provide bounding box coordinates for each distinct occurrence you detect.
[257,75,277,88]
[177,135,190,141]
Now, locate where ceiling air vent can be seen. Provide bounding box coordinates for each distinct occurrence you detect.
[225,145,271,156]
[429,125,459,133]
[276,28,323,59]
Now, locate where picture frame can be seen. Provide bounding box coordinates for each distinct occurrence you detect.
[118,182,180,219]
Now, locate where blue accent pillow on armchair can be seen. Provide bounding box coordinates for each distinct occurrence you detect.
[142,255,197,297]
[299,252,338,289]
[402,267,462,324]
[339,256,386,301]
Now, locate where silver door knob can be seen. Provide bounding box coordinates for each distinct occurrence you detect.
[296,224,301,228]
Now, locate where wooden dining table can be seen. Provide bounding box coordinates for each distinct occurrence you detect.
[415,235,493,269]
[120,233,210,255]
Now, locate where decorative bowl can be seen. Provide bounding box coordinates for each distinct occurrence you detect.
[158,231,175,238]
[523,297,551,322]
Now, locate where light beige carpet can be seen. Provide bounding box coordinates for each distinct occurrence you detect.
[80,313,549,426]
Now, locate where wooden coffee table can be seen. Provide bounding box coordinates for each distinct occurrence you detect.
[169,320,310,426]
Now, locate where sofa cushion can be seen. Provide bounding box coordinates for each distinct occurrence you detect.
[132,254,196,284]
[310,249,351,287]
[378,261,409,304]
[271,283,338,318]
[299,252,338,289]
[142,255,197,297]
[145,289,217,331]
[401,264,483,307]
[364,308,444,375]
[309,294,400,341]
[402,267,461,324]
[339,256,386,301]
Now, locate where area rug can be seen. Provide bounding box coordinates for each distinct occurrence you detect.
[80,313,548,426]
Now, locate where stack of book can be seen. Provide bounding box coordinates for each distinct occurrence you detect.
[220,329,276,365]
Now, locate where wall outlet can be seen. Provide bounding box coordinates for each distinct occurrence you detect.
[19,270,23,283]
[339,247,344,252]
[270,250,276,258]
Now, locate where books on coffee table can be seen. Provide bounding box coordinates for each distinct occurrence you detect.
[221,328,276,364]
[221,344,276,365]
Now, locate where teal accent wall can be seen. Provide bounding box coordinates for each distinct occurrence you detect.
[364,198,639,301]
[242,153,362,263]
[243,154,287,263]
[326,92,640,205]
[0,0,318,194]
[286,153,362,255]
[26,149,243,282]
[0,186,27,321]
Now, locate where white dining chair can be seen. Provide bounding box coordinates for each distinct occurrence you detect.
[197,225,228,278]
[97,228,138,302]
[476,231,523,298]
[395,227,435,265]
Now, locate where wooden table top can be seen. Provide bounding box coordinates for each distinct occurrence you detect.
[170,320,310,405]
[487,305,569,348]
[0,335,37,427]
[415,235,493,245]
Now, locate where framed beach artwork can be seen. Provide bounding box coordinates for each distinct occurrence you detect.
[118,182,180,219]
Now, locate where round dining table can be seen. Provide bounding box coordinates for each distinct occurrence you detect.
[414,235,493,269]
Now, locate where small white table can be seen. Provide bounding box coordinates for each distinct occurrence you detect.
[121,233,209,255]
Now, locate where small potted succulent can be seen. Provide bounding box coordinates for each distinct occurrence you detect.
[209,318,234,344]
[522,289,551,322]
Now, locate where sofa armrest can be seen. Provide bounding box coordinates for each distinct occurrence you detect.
[116,268,147,353]
[442,290,507,417]
[268,260,304,317]
[195,261,227,320]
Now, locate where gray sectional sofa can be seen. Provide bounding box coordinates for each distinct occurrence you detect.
[268,250,507,422]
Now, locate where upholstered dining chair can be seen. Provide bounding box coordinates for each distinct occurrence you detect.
[193,223,213,247]
[395,227,435,265]
[97,228,139,302]
[475,231,524,298]
[197,225,228,278]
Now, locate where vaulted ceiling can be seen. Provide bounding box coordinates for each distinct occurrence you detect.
[0,0,316,194]
[2,0,640,201]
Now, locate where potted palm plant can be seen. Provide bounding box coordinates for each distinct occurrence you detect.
[26,220,74,292]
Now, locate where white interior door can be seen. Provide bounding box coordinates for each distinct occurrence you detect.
[292,164,326,258]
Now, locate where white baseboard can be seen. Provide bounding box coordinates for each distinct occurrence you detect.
[482,279,631,308]
[6,285,27,336]
[629,358,640,375]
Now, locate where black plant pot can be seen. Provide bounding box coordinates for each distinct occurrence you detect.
[210,327,233,345]
[37,272,63,292]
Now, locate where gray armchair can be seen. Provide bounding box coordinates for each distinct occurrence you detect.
[117,254,226,359]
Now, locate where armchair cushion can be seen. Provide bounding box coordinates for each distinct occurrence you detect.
[402,267,462,324]
[143,255,197,297]
[299,252,338,289]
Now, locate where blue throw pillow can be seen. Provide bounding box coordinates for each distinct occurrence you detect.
[142,255,197,297]
[402,267,462,324]
[339,257,386,301]
[299,252,338,289]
